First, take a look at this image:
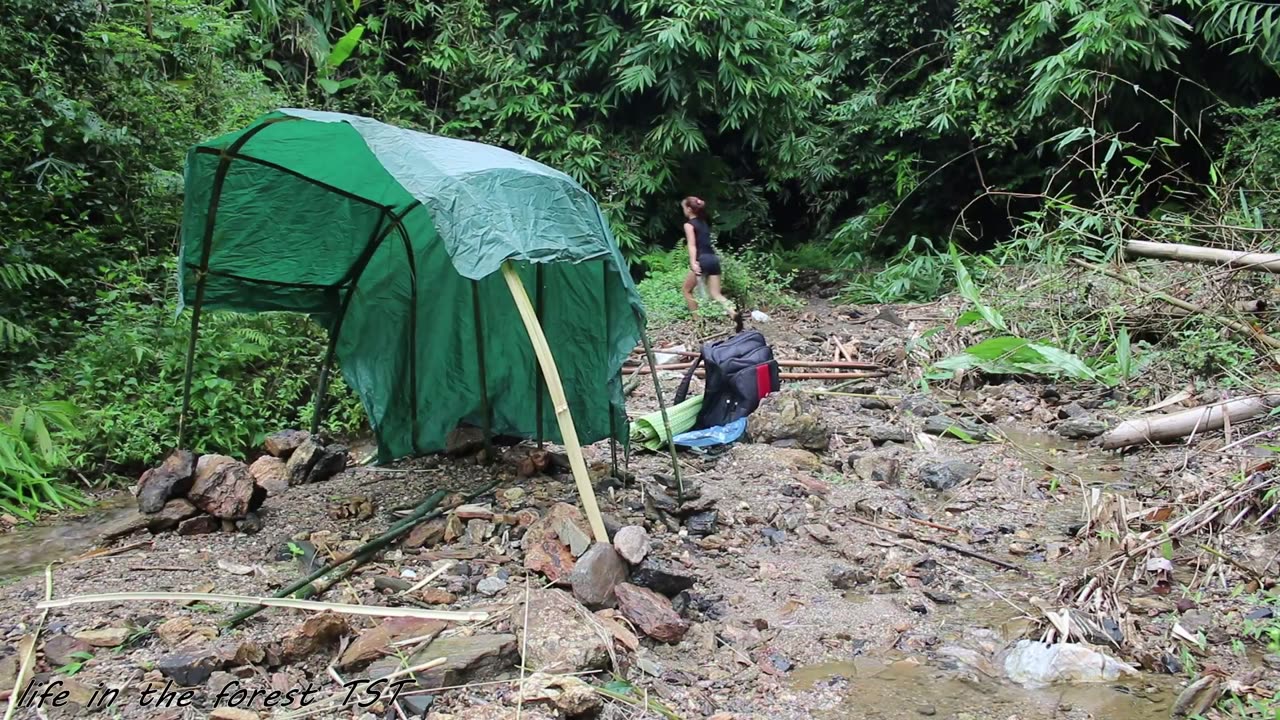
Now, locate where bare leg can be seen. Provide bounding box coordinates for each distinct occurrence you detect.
[706,275,734,317]
[682,270,699,313]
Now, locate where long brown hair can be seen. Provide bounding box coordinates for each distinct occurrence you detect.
[682,196,708,220]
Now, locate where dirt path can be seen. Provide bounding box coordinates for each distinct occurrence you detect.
[0,298,1275,720]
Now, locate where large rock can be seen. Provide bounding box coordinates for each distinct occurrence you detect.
[849,453,901,485]
[613,526,650,565]
[867,425,910,446]
[189,455,255,519]
[264,430,310,459]
[249,456,289,498]
[1056,417,1108,439]
[42,635,91,667]
[136,450,196,514]
[918,460,979,491]
[523,504,590,585]
[337,618,445,670]
[147,499,201,533]
[614,583,689,643]
[285,440,324,486]
[446,426,487,457]
[569,543,628,609]
[280,613,350,662]
[370,634,518,690]
[899,394,946,417]
[308,444,348,483]
[511,590,611,673]
[177,515,220,536]
[157,648,223,687]
[629,556,696,597]
[746,391,831,451]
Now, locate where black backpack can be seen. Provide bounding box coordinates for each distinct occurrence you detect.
[674,330,781,429]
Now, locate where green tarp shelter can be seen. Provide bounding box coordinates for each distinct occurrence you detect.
[177,109,647,464]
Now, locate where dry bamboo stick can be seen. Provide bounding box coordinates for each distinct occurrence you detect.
[630,367,888,380]
[501,262,608,543]
[627,349,883,370]
[1124,239,1280,274]
[847,515,1024,573]
[37,591,489,621]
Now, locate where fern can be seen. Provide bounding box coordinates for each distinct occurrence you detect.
[0,261,63,349]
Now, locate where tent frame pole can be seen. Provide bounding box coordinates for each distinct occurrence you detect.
[501,261,608,543]
[396,226,421,454]
[602,263,618,478]
[534,264,546,448]
[177,117,295,449]
[637,325,685,503]
[471,279,494,463]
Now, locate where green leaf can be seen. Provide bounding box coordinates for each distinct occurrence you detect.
[602,679,633,695]
[1026,343,1097,381]
[326,24,365,70]
[955,310,984,328]
[316,77,341,95]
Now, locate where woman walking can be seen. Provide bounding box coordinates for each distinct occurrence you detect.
[680,196,734,317]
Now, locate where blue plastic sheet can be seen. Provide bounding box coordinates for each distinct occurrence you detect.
[672,417,747,449]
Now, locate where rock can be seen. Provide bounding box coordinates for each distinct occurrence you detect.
[899,394,945,417]
[280,613,350,662]
[684,511,718,536]
[177,514,220,536]
[867,424,910,446]
[850,453,900,485]
[74,627,133,648]
[512,590,611,673]
[923,415,991,441]
[768,448,824,471]
[147,499,201,533]
[1057,402,1088,419]
[189,455,256,519]
[249,456,289,497]
[156,618,216,648]
[264,429,311,458]
[826,564,871,590]
[399,696,435,717]
[551,513,592,558]
[307,444,348,483]
[524,504,590,585]
[231,641,266,666]
[477,576,508,597]
[99,508,153,541]
[803,524,834,544]
[136,449,196,514]
[613,526,651,564]
[937,645,997,677]
[1002,640,1138,687]
[421,589,457,605]
[614,583,689,643]
[337,618,446,670]
[374,577,414,593]
[917,460,979,491]
[371,634,518,690]
[285,439,324,485]
[630,556,696,597]
[746,391,831,451]
[157,648,223,686]
[569,543,629,609]
[445,426,486,456]
[207,670,240,695]
[924,589,956,605]
[519,674,602,716]
[42,635,90,666]
[465,519,493,544]
[1171,675,1222,719]
[761,528,787,546]
[1056,417,1107,439]
[405,516,448,549]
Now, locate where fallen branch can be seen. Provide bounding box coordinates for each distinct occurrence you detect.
[1071,258,1280,350]
[631,367,888,381]
[37,591,488,621]
[847,515,1024,573]
[1100,394,1280,450]
[1124,239,1280,274]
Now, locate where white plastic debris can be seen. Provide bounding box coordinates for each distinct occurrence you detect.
[751,310,770,323]
[1003,640,1138,687]
[653,345,687,366]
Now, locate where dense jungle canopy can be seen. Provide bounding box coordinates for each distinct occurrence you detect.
[1,0,1279,489]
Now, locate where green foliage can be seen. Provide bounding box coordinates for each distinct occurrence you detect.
[635,249,798,326]
[0,400,85,521]
[1176,318,1260,378]
[841,237,952,304]
[0,261,64,348]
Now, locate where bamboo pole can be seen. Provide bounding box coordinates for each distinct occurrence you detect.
[638,329,685,503]
[1100,394,1280,450]
[500,262,608,544]
[630,367,888,380]
[1072,258,1280,350]
[1124,239,1280,274]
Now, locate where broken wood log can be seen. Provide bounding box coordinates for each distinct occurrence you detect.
[1124,239,1280,274]
[1101,394,1280,450]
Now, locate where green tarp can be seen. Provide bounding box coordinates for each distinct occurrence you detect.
[178,109,645,462]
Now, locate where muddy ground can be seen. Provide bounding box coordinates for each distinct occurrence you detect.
[0,297,1276,720]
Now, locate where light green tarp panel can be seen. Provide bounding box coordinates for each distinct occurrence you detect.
[178,110,645,462]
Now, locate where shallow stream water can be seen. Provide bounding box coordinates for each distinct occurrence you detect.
[0,492,136,580]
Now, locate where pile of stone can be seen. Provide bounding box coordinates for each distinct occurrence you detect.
[128,430,348,537]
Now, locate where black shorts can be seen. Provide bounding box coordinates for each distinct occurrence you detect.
[698,253,722,276]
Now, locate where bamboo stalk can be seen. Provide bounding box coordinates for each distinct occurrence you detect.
[847,515,1024,573]
[1100,394,1280,450]
[1072,258,1280,350]
[628,349,883,370]
[629,367,888,380]
[501,262,608,544]
[38,592,486,621]
[1124,239,1280,274]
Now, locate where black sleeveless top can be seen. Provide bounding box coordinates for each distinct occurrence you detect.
[687,218,714,257]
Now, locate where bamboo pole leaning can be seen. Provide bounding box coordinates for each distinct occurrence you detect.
[501,262,609,544]
[1100,394,1280,450]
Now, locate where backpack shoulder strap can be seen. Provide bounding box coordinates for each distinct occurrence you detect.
[673,353,703,404]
